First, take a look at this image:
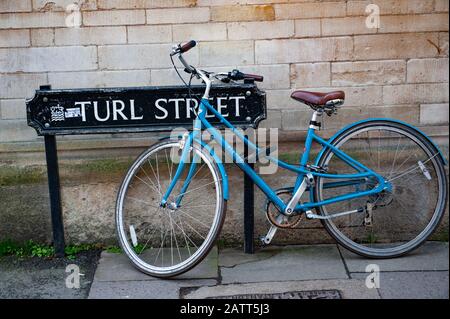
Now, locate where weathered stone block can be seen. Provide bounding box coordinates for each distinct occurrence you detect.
[30,28,54,46]
[83,10,146,26]
[256,37,353,64]
[435,0,450,12]
[0,30,30,48]
[354,33,440,60]
[228,20,294,40]
[211,5,275,22]
[0,46,97,72]
[32,0,97,11]
[128,25,172,43]
[420,103,450,125]
[294,19,321,38]
[0,99,27,120]
[332,60,406,86]
[383,83,449,104]
[274,2,346,19]
[0,73,48,99]
[0,120,39,142]
[173,23,226,42]
[147,7,210,24]
[281,109,310,130]
[0,12,66,29]
[239,64,291,89]
[98,44,192,70]
[97,0,197,9]
[48,70,151,89]
[291,63,331,88]
[322,17,377,36]
[0,0,32,13]
[346,0,434,16]
[379,14,449,34]
[55,26,127,45]
[199,41,254,66]
[407,58,449,83]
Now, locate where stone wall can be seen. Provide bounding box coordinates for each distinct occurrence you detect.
[1,0,449,143]
[0,0,448,244]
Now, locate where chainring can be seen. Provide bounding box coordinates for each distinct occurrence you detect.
[265,189,303,229]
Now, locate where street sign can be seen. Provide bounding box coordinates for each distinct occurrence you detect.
[26,84,266,135]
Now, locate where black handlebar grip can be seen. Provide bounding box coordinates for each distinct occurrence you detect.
[229,69,264,82]
[243,73,264,82]
[180,40,197,53]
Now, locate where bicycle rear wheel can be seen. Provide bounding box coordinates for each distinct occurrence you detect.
[315,120,447,258]
[116,140,226,277]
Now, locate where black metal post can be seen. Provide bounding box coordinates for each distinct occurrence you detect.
[44,135,65,257]
[244,136,255,254]
[41,84,65,258]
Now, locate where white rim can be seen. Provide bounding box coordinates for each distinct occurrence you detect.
[116,142,223,276]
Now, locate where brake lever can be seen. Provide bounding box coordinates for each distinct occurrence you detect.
[170,44,181,56]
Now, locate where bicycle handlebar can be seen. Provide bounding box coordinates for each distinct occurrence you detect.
[171,40,264,84]
[180,40,197,53]
[229,69,264,82]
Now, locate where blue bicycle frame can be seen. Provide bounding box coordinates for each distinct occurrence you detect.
[162,97,391,215]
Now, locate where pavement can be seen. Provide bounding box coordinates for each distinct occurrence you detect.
[0,250,100,299]
[87,242,449,299]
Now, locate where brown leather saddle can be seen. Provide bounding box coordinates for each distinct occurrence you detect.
[291,90,345,111]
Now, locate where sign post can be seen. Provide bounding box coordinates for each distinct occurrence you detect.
[27,84,266,256]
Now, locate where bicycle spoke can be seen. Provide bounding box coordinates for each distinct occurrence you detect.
[138,207,164,255]
[179,217,207,240]
[316,124,445,257]
[134,174,160,194]
[147,157,162,195]
[388,153,439,182]
[177,208,211,230]
[118,141,223,276]
[169,213,182,262]
[175,179,221,199]
[141,165,162,198]
[387,136,404,179]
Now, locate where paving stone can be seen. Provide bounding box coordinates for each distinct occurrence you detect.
[219,247,279,267]
[352,271,449,299]
[341,242,449,273]
[182,279,380,299]
[88,279,217,299]
[93,246,218,282]
[0,268,86,299]
[220,245,348,284]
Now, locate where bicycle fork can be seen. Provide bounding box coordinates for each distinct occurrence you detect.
[161,132,194,208]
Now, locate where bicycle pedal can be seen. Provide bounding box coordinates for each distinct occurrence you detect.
[259,236,269,247]
[260,224,279,246]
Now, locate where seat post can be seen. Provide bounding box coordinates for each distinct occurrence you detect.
[309,109,323,130]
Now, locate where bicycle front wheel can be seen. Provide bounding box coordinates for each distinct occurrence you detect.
[116,140,226,277]
[315,120,447,258]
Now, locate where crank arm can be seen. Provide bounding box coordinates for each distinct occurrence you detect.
[260,214,285,245]
[306,207,364,220]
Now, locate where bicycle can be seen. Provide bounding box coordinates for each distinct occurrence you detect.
[116,40,448,278]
